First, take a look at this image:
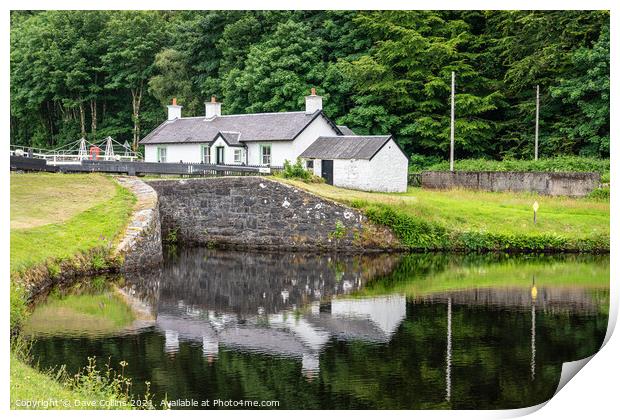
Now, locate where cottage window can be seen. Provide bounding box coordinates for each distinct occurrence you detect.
[234,148,243,164]
[260,144,271,166]
[306,160,314,169]
[157,147,167,163]
[202,145,210,164]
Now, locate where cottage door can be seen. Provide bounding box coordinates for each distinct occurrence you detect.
[216,147,225,164]
[321,160,334,185]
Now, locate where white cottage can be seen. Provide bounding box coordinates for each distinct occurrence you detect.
[140,89,408,192]
[299,136,408,193]
[140,90,340,167]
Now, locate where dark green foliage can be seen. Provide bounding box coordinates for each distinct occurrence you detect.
[424,156,609,174]
[10,11,609,159]
[588,187,610,201]
[281,158,311,180]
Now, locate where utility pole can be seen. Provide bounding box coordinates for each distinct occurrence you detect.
[450,71,456,171]
[535,85,540,161]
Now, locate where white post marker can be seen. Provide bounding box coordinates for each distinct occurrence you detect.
[533,201,539,224]
[450,71,456,172]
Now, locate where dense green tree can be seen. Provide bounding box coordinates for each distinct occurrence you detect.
[334,11,504,156]
[101,11,166,149]
[10,10,610,159]
[221,20,325,113]
[148,48,202,116]
[550,25,609,157]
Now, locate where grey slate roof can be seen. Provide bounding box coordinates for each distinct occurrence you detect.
[218,131,242,146]
[299,135,393,160]
[140,111,340,144]
[337,125,356,135]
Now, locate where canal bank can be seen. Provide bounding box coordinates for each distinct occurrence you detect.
[10,173,162,409]
[276,178,610,253]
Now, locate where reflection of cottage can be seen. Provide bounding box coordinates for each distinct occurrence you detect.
[139,89,408,192]
[154,294,407,377]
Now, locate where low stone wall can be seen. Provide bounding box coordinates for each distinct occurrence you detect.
[421,171,600,196]
[147,177,399,251]
[114,177,163,271]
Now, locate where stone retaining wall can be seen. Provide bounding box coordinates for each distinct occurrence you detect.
[421,171,600,196]
[114,177,163,271]
[147,177,399,251]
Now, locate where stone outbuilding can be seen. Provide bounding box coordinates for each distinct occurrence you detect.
[299,135,408,193]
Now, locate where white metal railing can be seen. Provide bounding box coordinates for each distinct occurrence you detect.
[10,144,141,164]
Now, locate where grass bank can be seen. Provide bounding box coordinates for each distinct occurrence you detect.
[11,173,135,273]
[10,172,137,409]
[278,180,609,253]
[10,353,135,410]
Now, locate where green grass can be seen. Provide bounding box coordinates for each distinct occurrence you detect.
[278,180,609,252]
[11,173,118,229]
[10,353,134,410]
[10,173,138,410]
[10,175,136,273]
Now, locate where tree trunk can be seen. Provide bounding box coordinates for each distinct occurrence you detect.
[131,83,143,151]
[90,99,97,141]
[78,100,86,139]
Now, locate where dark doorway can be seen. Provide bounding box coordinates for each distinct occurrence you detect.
[216,147,225,164]
[321,160,333,185]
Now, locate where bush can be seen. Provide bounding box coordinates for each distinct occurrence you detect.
[10,281,28,333]
[408,154,443,173]
[282,158,311,180]
[588,187,610,200]
[423,156,609,177]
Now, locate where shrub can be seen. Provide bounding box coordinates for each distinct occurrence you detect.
[408,154,443,173]
[282,158,311,180]
[329,220,347,240]
[588,187,610,200]
[10,282,28,332]
[424,156,609,177]
[91,252,108,271]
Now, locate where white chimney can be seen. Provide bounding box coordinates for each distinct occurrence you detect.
[167,97,182,120]
[205,95,222,119]
[305,87,323,114]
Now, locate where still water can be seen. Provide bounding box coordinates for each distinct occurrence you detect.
[25,249,609,409]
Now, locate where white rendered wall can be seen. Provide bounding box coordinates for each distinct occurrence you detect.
[333,159,370,190]
[292,117,339,158]
[366,139,408,192]
[308,159,321,177]
[144,145,158,162]
[144,141,246,164]
[332,139,408,193]
[144,144,202,163]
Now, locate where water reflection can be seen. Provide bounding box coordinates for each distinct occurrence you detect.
[27,249,609,409]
